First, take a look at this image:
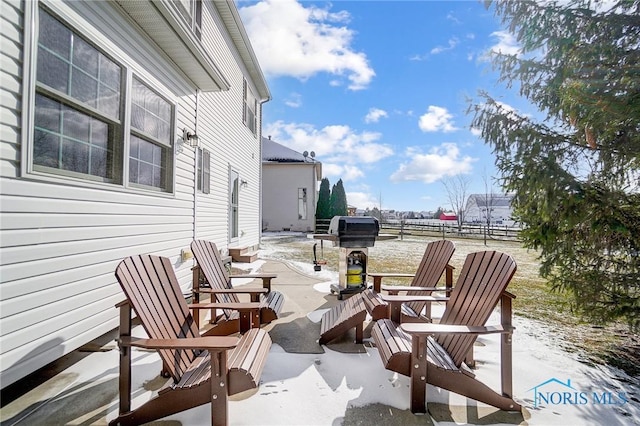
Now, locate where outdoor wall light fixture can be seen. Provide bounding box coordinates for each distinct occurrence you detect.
[183,128,199,147]
[240,179,248,188]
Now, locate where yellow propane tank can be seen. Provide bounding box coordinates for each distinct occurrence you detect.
[346,261,363,287]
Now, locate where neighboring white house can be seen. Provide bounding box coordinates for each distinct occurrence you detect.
[464,194,514,223]
[262,137,322,232]
[0,0,269,388]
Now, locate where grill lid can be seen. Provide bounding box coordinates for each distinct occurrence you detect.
[328,216,380,237]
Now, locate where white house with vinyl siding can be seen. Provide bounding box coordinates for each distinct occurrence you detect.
[0,0,269,388]
[262,137,323,232]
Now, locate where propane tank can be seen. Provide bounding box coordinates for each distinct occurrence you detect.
[346,257,363,287]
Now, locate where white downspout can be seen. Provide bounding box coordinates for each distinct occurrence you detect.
[193,89,201,241]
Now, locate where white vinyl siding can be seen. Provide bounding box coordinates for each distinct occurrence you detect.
[0,0,266,389]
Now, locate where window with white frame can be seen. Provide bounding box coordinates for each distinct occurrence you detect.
[175,0,202,40]
[298,187,308,220]
[32,6,174,193]
[243,79,257,136]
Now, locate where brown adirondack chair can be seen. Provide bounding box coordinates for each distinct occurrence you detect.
[319,239,455,345]
[111,254,272,426]
[371,250,520,414]
[191,239,284,335]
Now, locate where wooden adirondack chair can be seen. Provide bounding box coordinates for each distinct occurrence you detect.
[319,239,455,345]
[191,240,284,335]
[111,254,272,426]
[371,250,521,414]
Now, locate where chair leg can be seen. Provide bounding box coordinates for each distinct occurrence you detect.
[117,303,132,415]
[410,334,428,414]
[210,350,229,426]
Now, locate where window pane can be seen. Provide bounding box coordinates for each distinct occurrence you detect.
[91,119,109,148]
[139,138,154,163]
[129,135,167,189]
[38,9,122,119]
[61,137,89,174]
[98,85,120,118]
[33,130,60,168]
[70,68,98,109]
[129,159,139,183]
[39,10,70,59]
[37,47,69,93]
[73,37,99,77]
[35,94,61,132]
[131,104,145,131]
[90,146,108,177]
[131,78,171,145]
[138,161,153,186]
[63,106,90,141]
[34,95,114,180]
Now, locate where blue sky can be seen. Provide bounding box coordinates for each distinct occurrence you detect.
[238,0,528,212]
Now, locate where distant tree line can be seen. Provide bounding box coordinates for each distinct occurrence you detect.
[316,178,348,219]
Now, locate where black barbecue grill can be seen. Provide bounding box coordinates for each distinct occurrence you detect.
[310,216,381,299]
[327,216,380,247]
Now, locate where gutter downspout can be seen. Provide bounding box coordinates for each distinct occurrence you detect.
[193,89,201,241]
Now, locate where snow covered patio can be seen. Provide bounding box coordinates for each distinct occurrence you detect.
[2,238,638,425]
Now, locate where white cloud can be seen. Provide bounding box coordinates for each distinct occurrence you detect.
[284,92,302,108]
[239,0,375,90]
[390,143,476,184]
[418,106,457,133]
[488,30,521,56]
[364,108,388,124]
[346,191,379,210]
[264,120,394,181]
[430,37,459,55]
[470,127,482,137]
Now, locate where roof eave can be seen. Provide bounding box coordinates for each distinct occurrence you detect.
[213,0,271,102]
[113,0,230,92]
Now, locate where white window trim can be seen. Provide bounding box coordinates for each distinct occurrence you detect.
[21,1,179,197]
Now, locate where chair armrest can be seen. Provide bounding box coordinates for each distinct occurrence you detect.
[400,323,513,336]
[230,273,276,291]
[231,273,277,279]
[194,288,268,295]
[381,284,449,294]
[189,302,261,311]
[119,336,239,351]
[368,272,415,292]
[380,294,449,303]
[368,272,415,278]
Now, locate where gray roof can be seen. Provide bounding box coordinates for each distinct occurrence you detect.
[262,137,319,163]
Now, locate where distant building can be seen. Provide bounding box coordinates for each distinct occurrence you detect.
[262,137,322,232]
[439,212,457,221]
[464,194,514,223]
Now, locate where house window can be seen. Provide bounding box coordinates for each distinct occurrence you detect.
[243,79,257,136]
[197,147,210,194]
[175,0,202,40]
[32,7,174,193]
[298,188,307,220]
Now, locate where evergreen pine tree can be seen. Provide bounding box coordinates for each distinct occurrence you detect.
[330,179,348,217]
[316,178,331,219]
[470,0,640,329]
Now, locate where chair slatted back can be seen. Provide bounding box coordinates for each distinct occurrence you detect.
[437,250,516,367]
[405,239,456,315]
[191,240,239,318]
[115,255,200,382]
